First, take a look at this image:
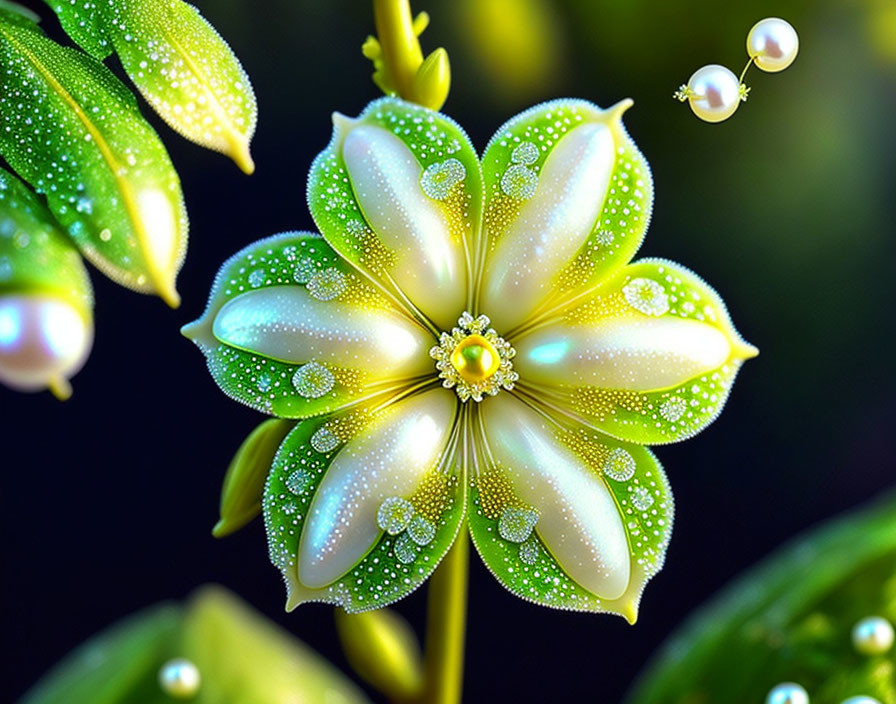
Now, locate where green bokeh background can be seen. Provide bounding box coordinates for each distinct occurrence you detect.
[2,0,894,701]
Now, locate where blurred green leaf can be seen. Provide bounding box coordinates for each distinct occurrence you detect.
[626,491,896,704]
[20,603,181,704]
[336,608,424,702]
[213,418,294,538]
[0,9,187,306]
[19,586,370,704]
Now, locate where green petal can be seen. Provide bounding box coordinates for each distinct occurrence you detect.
[0,166,92,316]
[264,408,465,613]
[514,258,757,445]
[99,0,257,173]
[469,402,673,622]
[214,417,295,538]
[307,96,482,330]
[42,0,113,59]
[478,98,653,332]
[183,231,432,419]
[626,491,896,704]
[0,13,187,306]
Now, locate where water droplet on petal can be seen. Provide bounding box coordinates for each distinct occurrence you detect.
[307,268,347,301]
[291,361,335,398]
[377,496,415,535]
[604,447,636,481]
[500,164,538,199]
[498,506,538,543]
[623,277,669,316]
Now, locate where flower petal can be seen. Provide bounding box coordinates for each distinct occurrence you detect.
[513,259,757,444]
[470,393,672,621]
[183,232,433,418]
[308,97,482,331]
[477,99,652,333]
[264,387,466,612]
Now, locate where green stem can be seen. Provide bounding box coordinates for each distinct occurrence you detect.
[372,0,423,98]
[420,526,469,704]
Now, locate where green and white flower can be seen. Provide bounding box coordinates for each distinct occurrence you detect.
[185,96,756,622]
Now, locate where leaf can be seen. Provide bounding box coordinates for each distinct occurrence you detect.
[626,491,896,704]
[41,0,113,59]
[0,11,187,306]
[20,603,181,704]
[0,166,93,398]
[20,586,371,704]
[213,417,294,538]
[0,166,92,317]
[180,586,369,704]
[97,0,258,173]
[335,608,424,701]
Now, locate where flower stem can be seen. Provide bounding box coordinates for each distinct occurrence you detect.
[420,525,469,704]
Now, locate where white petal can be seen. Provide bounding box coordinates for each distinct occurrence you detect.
[341,122,466,329]
[481,393,630,599]
[212,285,433,379]
[515,315,731,391]
[298,388,456,588]
[480,122,614,331]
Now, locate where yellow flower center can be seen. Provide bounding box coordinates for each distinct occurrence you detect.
[430,312,518,403]
[449,334,501,383]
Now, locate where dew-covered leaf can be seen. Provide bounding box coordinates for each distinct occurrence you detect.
[0,166,93,397]
[98,0,257,173]
[264,402,465,614]
[183,232,434,419]
[0,11,187,306]
[42,0,113,59]
[0,166,92,315]
[214,417,295,538]
[627,491,896,704]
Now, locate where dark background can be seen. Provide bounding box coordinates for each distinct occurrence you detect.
[3,0,895,701]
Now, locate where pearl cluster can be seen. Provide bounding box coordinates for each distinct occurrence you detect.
[765,614,893,704]
[675,18,799,123]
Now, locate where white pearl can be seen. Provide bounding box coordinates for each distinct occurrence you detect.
[0,294,92,396]
[747,18,799,72]
[687,65,741,123]
[841,698,882,704]
[851,615,895,655]
[766,682,809,704]
[158,658,201,698]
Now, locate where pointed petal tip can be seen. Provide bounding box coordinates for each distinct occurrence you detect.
[180,319,200,340]
[621,599,639,625]
[332,111,358,134]
[608,98,635,122]
[735,339,760,360]
[231,141,255,175]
